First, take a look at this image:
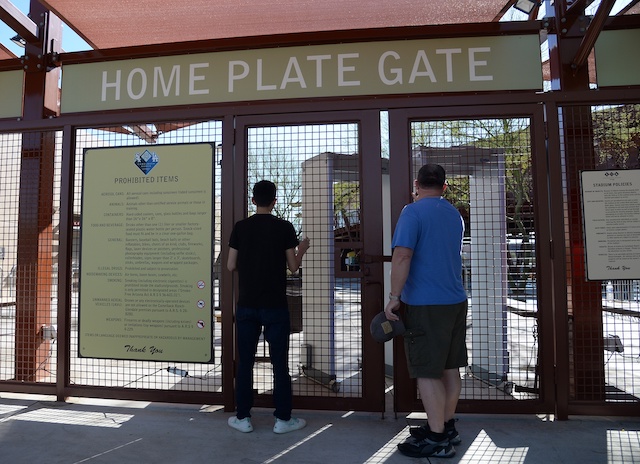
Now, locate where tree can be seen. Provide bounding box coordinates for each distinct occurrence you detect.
[333,181,360,241]
[248,146,303,236]
[411,118,534,237]
[592,104,640,169]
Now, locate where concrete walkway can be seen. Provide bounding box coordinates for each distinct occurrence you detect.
[1,392,639,463]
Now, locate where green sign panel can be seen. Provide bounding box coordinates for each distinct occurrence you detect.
[62,35,542,113]
[595,30,640,87]
[79,143,214,362]
[0,71,23,118]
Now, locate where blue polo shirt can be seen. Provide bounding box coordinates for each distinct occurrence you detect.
[391,197,467,305]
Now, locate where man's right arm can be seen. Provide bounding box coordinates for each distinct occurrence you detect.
[286,237,310,273]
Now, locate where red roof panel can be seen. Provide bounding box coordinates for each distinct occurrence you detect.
[40,0,510,49]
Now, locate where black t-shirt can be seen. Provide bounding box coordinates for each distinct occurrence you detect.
[228,214,299,308]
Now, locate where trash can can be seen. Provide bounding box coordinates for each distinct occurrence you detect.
[286,274,303,333]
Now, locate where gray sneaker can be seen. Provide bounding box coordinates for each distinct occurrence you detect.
[273,417,306,434]
[228,416,253,433]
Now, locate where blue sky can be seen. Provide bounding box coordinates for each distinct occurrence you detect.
[0,0,90,56]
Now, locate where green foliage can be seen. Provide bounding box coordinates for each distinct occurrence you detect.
[333,181,359,236]
[248,146,302,235]
[592,104,640,169]
[411,118,534,237]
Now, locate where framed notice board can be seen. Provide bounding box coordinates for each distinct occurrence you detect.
[79,143,214,362]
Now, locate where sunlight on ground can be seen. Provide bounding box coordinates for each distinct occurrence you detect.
[0,404,27,415]
[608,429,640,463]
[459,429,529,464]
[7,408,134,428]
[262,424,333,464]
[71,438,143,464]
[364,426,411,463]
[361,425,530,464]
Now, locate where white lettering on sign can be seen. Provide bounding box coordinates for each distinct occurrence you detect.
[307,55,331,87]
[127,68,147,100]
[189,63,210,95]
[281,57,306,89]
[337,53,360,87]
[378,48,488,85]
[102,70,121,101]
[93,43,506,106]
[154,65,180,97]
[469,47,493,81]
[102,64,210,101]
[229,55,362,92]
[436,48,462,82]
[229,61,250,92]
[379,51,402,85]
[257,59,277,91]
[409,50,436,84]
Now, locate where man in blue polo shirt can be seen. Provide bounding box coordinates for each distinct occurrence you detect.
[384,164,468,459]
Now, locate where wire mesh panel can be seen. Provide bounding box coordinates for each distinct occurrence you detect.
[408,117,539,400]
[71,121,222,392]
[561,103,640,405]
[245,123,363,399]
[0,131,61,384]
[0,133,20,381]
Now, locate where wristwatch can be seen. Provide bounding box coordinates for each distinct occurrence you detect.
[388,293,400,301]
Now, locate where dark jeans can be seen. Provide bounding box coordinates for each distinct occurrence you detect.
[235,305,292,421]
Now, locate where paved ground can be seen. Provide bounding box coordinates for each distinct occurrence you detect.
[1,392,639,463]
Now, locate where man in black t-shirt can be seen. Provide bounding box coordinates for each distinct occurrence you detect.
[227,180,310,434]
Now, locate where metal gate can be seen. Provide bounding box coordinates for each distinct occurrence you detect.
[229,111,387,412]
[549,100,640,417]
[387,104,555,414]
[2,99,640,418]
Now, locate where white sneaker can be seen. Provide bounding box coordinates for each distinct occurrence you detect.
[228,416,253,433]
[273,417,306,434]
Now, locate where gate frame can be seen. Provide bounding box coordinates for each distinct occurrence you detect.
[232,110,386,412]
[0,29,638,413]
[388,102,556,415]
[546,94,640,418]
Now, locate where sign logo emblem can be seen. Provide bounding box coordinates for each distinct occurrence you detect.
[134,149,159,175]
